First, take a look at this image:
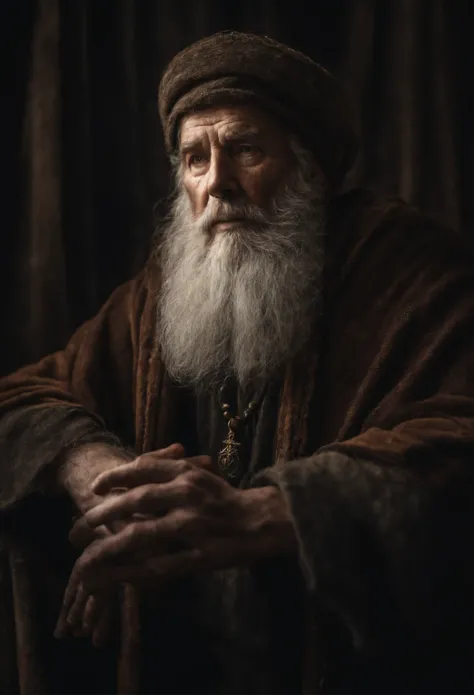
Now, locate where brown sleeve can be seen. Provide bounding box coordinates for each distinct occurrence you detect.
[0,270,150,511]
[252,203,474,686]
[322,201,474,465]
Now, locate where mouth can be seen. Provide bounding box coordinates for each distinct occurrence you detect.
[211,218,252,232]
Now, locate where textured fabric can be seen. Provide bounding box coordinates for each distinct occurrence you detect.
[158,31,358,187]
[252,452,473,692]
[0,271,149,512]
[0,190,473,692]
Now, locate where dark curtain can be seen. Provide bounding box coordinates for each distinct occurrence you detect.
[1,0,472,375]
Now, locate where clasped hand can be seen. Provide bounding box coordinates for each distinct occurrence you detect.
[55,444,294,645]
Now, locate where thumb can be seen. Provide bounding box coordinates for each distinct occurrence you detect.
[69,516,110,550]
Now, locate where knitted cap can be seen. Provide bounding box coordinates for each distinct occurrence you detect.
[158,31,358,187]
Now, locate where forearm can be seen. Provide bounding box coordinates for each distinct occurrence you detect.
[58,442,135,514]
[242,485,298,558]
[0,404,125,512]
[251,450,466,657]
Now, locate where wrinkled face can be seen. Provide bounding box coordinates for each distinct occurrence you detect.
[157,104,327,389]
[179,105,296,221]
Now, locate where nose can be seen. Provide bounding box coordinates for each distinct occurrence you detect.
[206,150,240,200]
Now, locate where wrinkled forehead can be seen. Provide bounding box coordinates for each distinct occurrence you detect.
[178,104,291,150]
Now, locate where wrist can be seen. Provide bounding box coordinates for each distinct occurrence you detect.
[240,485,297,558]
[58,443,134,514]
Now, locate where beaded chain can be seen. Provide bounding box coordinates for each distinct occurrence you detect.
[217,379,265,478]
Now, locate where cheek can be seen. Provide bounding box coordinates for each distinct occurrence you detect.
[243,168,284,207]
[183,179,206,217]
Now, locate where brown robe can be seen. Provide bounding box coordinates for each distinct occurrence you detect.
[0,189,473,694]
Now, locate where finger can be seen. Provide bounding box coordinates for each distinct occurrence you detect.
[85,482,186,529]
[54,582,85,639]
[67,583,89,629]
[55,547,109,639]
[73,521,111,549]
[92,455,211,495]
[68,517,111,549]
[69,516,94,549]
[54,536,108,639]
[74,517,185,588]
[63,567,82,607]
[91,598,116,648]
[54,604,72,639]
[91,458,181,494]
[155,443,186,459]
[82,594,101,632]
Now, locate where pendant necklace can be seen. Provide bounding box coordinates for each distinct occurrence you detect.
[217,378,267,479]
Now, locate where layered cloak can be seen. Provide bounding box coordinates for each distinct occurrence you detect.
[0,190,473,694]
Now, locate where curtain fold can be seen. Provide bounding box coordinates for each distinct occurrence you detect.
[23,0,68,359]
[1,0,472,374]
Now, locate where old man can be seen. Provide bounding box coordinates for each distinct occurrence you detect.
[0,31,473,694]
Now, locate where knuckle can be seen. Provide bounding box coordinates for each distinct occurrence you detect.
[124,519,159,544]
[173,508,197,532]
[178,473,202,502]
[137,484,156,505]
[124,524,143,542]
[186,466,205,486]
[178,477,195,497]
[123,524,140,540]
[133,454,149,469]
[176,458,192,473]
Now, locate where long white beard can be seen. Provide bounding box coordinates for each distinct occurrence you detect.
[156,148,326,388]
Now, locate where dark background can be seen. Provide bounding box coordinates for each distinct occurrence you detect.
[1,0,472,375]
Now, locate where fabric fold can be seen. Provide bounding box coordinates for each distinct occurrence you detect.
[0,406,120,511]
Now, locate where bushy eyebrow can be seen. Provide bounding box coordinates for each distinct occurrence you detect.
[179,137,206,156]
[179,125,261,155]
[222,126,260,142]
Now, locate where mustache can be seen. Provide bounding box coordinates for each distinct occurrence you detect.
[197,200,270,233]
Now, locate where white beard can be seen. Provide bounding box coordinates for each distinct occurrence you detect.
[156,145,326,389]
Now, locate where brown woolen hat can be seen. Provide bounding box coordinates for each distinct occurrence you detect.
[158,31,358,187]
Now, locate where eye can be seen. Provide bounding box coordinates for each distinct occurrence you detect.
[236,143,258,155]
[231,143,263,163]
[187,153,207,169]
